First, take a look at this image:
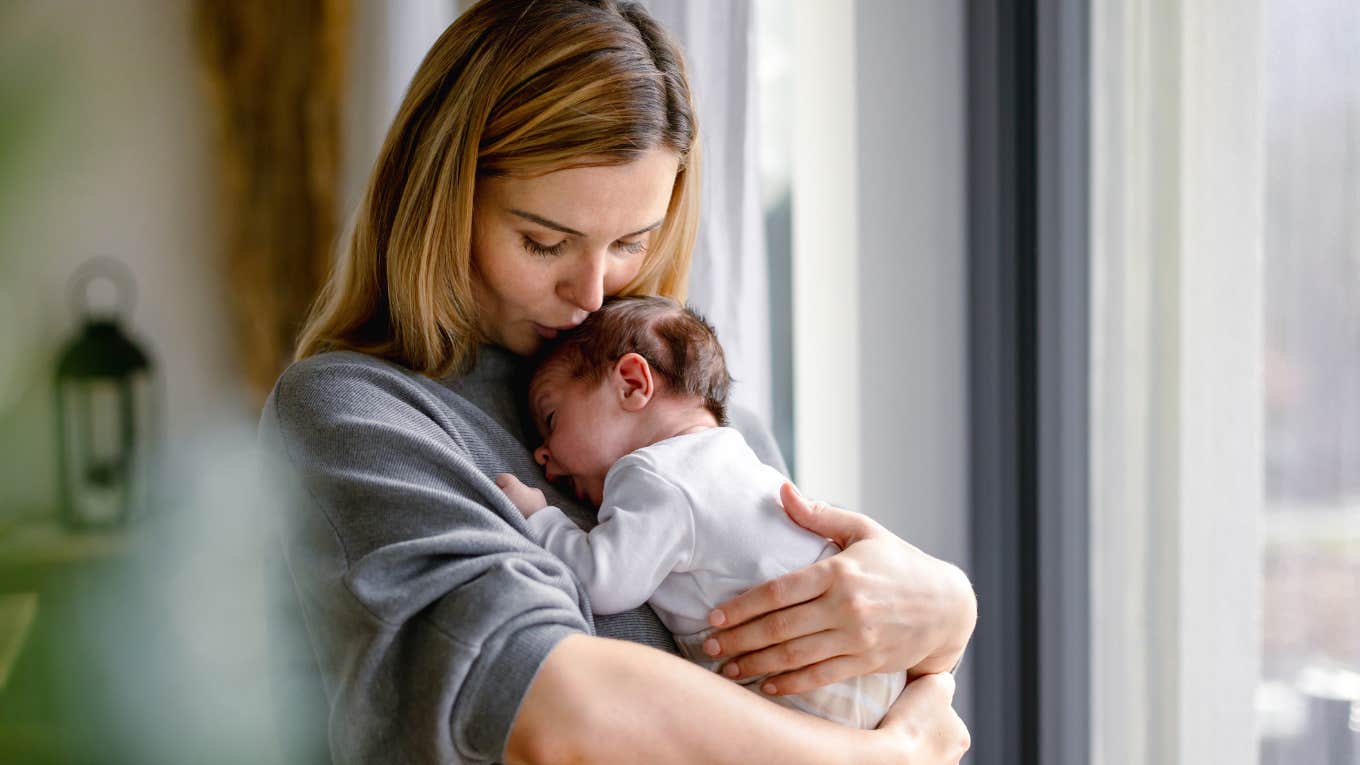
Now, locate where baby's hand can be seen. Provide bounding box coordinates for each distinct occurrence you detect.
[495,473,548,518]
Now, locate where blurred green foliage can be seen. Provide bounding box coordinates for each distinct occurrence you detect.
[0,5,61,266]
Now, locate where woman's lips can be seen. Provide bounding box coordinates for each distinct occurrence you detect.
[533,321,583,340]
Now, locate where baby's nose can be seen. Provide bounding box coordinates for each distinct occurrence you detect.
[535,446,564,481]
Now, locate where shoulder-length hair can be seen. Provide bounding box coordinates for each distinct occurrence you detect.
[295,0,700,376]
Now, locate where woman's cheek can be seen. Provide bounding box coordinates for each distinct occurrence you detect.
[605,258,643,296]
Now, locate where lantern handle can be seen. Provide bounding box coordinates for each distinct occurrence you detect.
[67,256,137,322]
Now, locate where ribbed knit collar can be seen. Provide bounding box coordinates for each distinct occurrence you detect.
[442,344,537,448]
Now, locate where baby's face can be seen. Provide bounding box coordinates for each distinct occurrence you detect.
[528,360,637,507]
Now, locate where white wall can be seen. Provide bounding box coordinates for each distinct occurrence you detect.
[791,0,968,563]
[0,0,239,518]
[854,0,968,567]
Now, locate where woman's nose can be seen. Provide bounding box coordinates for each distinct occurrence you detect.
[558,251,607,313]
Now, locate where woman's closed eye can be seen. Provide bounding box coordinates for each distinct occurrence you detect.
[613,238,647,256]
[546,411,556,433]
[522,234,647,258]
[522,235,566,257]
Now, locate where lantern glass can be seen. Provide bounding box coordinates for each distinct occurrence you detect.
[57,371,152,528]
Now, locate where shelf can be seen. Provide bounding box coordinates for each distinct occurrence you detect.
[0,519,130,567]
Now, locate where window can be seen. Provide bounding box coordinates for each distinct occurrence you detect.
[1258,1,1360,761]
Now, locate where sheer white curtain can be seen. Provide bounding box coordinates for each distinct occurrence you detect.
[340,0,459,219]
[1090,1,1264,762]
[643,0,773,424]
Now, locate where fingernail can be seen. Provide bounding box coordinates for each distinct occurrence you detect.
[708,609,726,627]
[761,682,778,695]
[722,662,740,678]
[703,638,721,657]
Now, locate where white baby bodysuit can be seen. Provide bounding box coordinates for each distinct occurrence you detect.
[525,427,832,633]
[524,426,906,729]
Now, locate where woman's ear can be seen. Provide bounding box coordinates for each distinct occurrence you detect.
[613,353,655,411]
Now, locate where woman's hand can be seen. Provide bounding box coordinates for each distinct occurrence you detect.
[702,483,977,696]
[496,473,548,518]
[875,673,970,765]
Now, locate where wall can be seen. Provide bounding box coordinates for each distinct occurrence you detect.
[855,0,969,567]
[0,0,239,519]
[790,0,968,565]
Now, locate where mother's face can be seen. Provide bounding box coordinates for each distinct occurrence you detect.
[470,147,681,356]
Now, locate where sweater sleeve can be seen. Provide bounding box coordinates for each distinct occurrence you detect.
[523,460,695,616]
[259,355,591,765]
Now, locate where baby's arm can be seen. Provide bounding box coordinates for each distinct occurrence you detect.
[501,461,695,615]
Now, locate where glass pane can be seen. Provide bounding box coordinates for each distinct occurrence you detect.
[1260,1,1360,762]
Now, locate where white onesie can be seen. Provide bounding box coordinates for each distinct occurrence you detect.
[524,426,906,729]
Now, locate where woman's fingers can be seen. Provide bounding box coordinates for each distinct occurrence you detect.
[879,673,969,764]
[705,598,834,659]
[707,561,834,634]
[758,653,873,696]
[779,482,881,548]
[718,628,843,681]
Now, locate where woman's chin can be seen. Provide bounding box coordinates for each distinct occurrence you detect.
[493,325,545,357]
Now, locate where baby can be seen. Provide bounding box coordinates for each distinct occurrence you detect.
[494,296,906,729]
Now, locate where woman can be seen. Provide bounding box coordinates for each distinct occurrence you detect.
[260,1,975,762]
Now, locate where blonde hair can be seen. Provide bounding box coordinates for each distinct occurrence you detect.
[295,0,701,376]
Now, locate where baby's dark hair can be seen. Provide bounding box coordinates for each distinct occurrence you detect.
[535,296,732,425]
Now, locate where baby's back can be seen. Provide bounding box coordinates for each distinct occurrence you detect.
[614,426,837,637]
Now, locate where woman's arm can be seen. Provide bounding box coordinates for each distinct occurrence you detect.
[505,634,969,765]
[262,355,594,763]
[703,484,977,695]
[265,357,968,763]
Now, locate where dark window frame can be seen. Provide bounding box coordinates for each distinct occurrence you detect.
[966,1,1090,763]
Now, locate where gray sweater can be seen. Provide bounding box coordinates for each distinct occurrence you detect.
[258,347,787,764]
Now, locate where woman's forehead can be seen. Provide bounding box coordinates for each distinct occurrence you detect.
[482,148,679,237]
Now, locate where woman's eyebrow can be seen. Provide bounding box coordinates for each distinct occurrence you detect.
[509,209,585,237]
[509,208,664,239]
[622,219,665,238]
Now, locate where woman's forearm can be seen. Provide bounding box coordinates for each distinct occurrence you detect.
[505,634,895,765]
[923,560,978,676]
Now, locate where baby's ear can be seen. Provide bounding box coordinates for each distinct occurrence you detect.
[614,352,655,411]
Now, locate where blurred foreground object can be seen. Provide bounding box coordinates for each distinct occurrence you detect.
[0,593,37,693]
[53,258,155,530]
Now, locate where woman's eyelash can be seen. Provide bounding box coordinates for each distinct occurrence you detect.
[523,236,566,257]
[614,240,647,255]
[546,411,556,432]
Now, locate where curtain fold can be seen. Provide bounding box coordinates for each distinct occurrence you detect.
[193,0,349,403]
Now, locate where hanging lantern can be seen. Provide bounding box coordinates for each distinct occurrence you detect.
[54,258,156,530]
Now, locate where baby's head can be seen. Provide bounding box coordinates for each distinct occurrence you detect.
[527,296,732,506]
